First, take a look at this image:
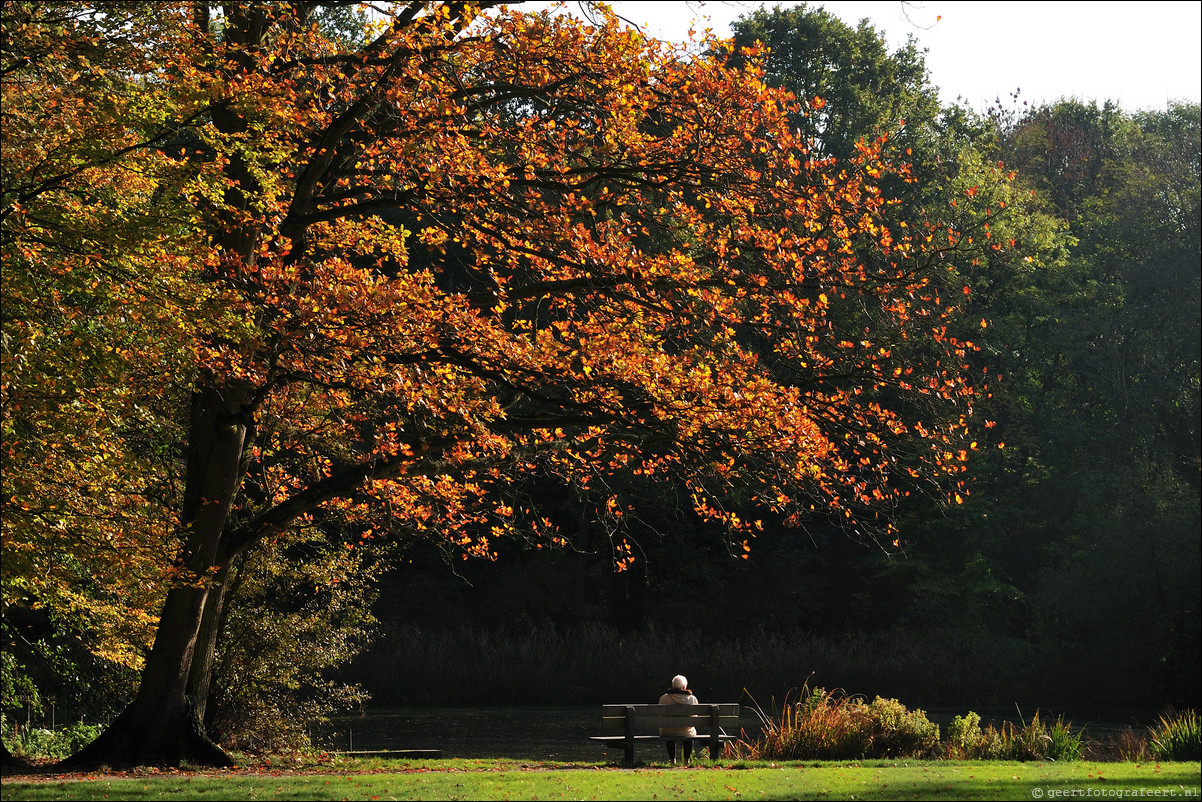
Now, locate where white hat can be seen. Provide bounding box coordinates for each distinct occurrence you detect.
[671,674,688,690]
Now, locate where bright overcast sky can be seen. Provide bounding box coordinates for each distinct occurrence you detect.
[574,1,1202,113]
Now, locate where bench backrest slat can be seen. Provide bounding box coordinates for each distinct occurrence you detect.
[599,703,739,730]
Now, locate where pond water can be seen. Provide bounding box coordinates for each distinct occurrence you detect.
[317,706,764,762]
[315,705,1143,762]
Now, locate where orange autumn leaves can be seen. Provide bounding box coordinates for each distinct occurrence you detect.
[192,5,988,563]
[5,2,996,593]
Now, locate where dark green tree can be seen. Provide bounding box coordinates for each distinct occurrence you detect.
[1007,101,1200,706]
[728,3,942,162]
[904,99,1200,708]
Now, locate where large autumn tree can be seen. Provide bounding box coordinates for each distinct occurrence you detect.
[3,1,998,767]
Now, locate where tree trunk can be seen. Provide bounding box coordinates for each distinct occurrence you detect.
[60,385,250,769]
[52,5,277,770]
[59,584,233,769]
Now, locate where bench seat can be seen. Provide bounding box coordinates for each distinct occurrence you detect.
[589,703,740,766]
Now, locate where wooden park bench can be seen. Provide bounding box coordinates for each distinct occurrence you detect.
[589,703,740,767]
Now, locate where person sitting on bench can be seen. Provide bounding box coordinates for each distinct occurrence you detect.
[658,674,698,764]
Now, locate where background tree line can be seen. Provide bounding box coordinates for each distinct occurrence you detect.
[349,7,1199,721]
[350,2,1201,722]
[2,2,1197,758]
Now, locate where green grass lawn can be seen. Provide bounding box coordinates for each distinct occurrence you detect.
[2,758,1199,801]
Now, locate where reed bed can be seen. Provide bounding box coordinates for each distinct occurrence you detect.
[346,621,1036,711]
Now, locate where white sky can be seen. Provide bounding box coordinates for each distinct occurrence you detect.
[580,1,1202,113]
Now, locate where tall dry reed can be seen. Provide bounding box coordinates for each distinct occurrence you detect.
[344,622,1004,707]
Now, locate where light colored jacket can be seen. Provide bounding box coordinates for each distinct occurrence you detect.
[658,689,698,737]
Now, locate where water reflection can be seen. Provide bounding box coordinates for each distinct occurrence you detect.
[319,707,606,761]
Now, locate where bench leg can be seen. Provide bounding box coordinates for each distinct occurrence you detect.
[709,708,723,760]
[623,708,635,767]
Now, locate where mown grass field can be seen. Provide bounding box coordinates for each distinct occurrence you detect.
[2,757,1199,801]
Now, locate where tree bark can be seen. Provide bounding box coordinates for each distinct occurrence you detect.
[189,563,232,729]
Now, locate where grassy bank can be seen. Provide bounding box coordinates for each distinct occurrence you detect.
[1,758,1198,801]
